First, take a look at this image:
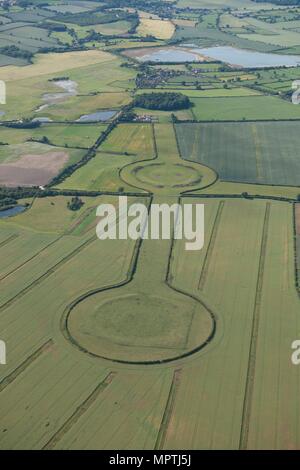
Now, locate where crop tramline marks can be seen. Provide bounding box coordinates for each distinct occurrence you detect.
[239,203,270,450]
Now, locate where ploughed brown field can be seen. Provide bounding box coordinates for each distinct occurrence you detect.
[0,151,69,187]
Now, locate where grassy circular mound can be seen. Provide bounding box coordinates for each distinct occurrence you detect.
[66,289,214,364]
[133,162,202,189]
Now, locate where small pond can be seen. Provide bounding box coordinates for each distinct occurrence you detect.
[77,110,117,122]
[0,205,27,219]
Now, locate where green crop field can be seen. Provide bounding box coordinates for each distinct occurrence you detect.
[0,123,106,149]
[190,96,300,121]
[0,54,27,66]
[1,195,299,449]
[58,152,139,192]
[100,124,155,157]
[1,0,300,453]
[175,121,300,186]
[92,21,132,35]
[163,198,300,449]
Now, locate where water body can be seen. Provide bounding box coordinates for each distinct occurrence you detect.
[0,205,26,218]
[193,46,300,68]
[35,104,49,113]
[35,79,78,113]
[137,47,202,63]
[32,117,53,123]
[134,45,300,68]
[77,110,117,122]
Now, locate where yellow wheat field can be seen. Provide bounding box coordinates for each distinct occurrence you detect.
[138,18,175,40]
[0,50,114,82]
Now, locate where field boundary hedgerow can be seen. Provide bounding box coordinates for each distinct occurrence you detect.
[183,193,297,203]
[176,118,300,124]
[219,178,300,189]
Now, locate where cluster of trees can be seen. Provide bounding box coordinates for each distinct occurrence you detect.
[67,196,84,211]
[119,110,137,122]
[39,22,68,32]
[18,1,33,7]
[3,120,41,129]
[53,10,135,27]
[28,136,51,145]
[49,76,69,82]
[78,30,103,44]
[0,187,36,202]
[134,92,191,111]
[104,0,175,18]
[0,46,33,61]
[0,195,17,210]
[128,15,139,34]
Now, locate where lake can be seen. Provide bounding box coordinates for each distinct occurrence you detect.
[129,45,300,68]
[0,205,27,219]
[193,46,300,68]
[133,47,203,63]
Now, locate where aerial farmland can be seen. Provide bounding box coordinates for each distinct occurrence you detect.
[0,0,300,455]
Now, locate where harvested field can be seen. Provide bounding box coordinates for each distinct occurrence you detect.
[0,151,69,187]
[0,50,113,82]
[138,18,175,40]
